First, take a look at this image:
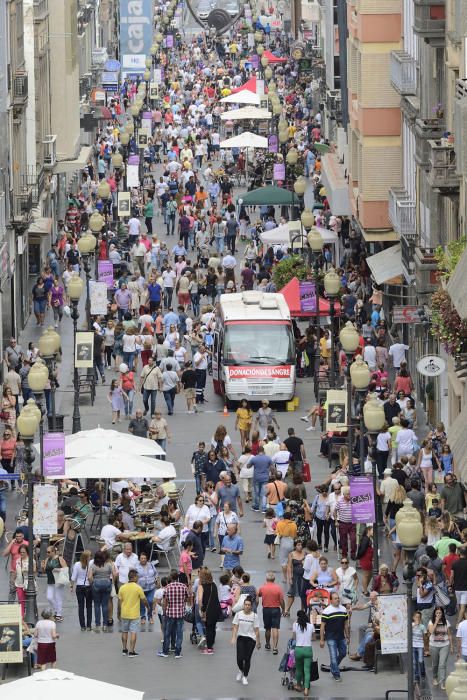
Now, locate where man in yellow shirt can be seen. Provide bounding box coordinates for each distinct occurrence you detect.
[118,569,150,657]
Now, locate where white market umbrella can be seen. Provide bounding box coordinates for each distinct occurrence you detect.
[0,669,143,700]
[49,426,165,458]
[261,224,338,247]
[220,89,260,105]
[220,106,272,121]
[59,449,176,480]
[220,131,268,149]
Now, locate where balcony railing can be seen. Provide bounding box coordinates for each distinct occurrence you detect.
[12,71,28,106]
[428,139,460,190]
[390,51,416,95]
[43,135,57,170]
[413,0,446,39]
[12,189,33,226]
[388,188,416,238]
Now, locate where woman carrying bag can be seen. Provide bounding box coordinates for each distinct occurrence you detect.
[42,545,67,623]
[198,568,222,654]
[293,609,316,697]
[70,550,93,631]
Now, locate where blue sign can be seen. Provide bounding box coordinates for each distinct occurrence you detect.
[0,473,20,480]
[104,59,121,72]
[120,0,153,73]
[102,72,119,85]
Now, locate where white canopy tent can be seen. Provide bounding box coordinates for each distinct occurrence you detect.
[35,427,165,459]
[0,669,143,700]
[220,89,260,105]
[260,223,339,247]
[220,131,268,149]
[220,106,272,121]
[49,448,176,480]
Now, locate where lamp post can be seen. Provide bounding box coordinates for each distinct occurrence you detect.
[339,321,361,458]
[38,327,61,431]
[77,231,97,329]
[17,402,41,624]
[350,355,371,468]
[120,132,129,190]
[293,176,306,215]
[363,395,386,575]
[324,267,340,388]
[395,502,424,700]
[69,274,85,434]
[89,211,104,279]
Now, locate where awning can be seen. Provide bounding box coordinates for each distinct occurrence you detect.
[320,153,351,216]
[220,90,260,105]
[29,217,52,236]
[447,246,467,318]
[362,230,400,242]
[238,185,296,206]
[260,223,338,247]
[448,402,467,482]
[220,106,272,121]
[366,244,403,285]
[54,145,92,174]
[232,76,257,94]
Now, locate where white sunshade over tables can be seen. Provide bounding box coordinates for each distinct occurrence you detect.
[220,131,268,149]
[55,448,176,480]
[220,106,272,121]
[36,426,165,459]
[0,669,143,700]
[220,89,260,105]
[260,223,339,246]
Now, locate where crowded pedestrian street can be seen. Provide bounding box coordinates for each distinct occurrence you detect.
[1,1,467,700]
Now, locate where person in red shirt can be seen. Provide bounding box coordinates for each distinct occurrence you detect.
[257,572,285,654]
[442,543,459,581]
[2,529,29,602]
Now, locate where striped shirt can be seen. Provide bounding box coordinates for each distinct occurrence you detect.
[321,603,348,641]
[336,497,352,523]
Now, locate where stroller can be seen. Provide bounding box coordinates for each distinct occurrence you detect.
[306,588,331,636]
[279,638,296,690]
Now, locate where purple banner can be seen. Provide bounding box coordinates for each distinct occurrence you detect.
[350,476,375,524]
[166,34,174,48]
[268,134,278,153]
[128,155,140,165]
[250,54,259,69]
[142,111,152,119]
[299,280,316,312]
[43,433,66,478]
[273,162,285,181]
[98,260,114,288]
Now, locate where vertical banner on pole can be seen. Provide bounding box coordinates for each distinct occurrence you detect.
[379,594,407,653]
[43,432,66,477]
[349,475,375,523]
[98,260,114,288]
[33,484,58,534]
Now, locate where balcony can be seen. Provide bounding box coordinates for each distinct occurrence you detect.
[454,80,467,176]
[413,0,445,41]
[12,189,33,227]
[33,0,48,21]
[428,139,460,190]
[42,135,57,170]
[414,116,445,165]
[414,246,439,295]
[390,51,416,95]
[388,188,416,238]
[12,71,28,106]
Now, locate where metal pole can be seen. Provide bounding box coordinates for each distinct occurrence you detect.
[368,429,380,576]
[345,352,353,460]
[45,356,57,432]
[405,548,416,700]
[329,296,335,387]
[71,301,81,434]
[24,439,37,626]
[358,395,365,473]
[82,254,92,329]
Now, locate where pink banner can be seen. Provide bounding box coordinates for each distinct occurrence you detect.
[350,476,375,524]
[98,260,114,288]
[43,432,65,478]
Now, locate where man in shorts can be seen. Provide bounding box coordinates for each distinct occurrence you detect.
[451,546,467,624]
[257,572,285,654]
[117,569,150,657]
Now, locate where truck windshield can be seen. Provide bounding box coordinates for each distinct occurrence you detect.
[223,323,295,365]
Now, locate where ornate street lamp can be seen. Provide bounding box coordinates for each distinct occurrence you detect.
[396,503,423,699]
[340,321,361,456]
[38,327,61,430]
[17,403,40,625]
[324,268,341,387]
[68,274,85,433]
[77,233,97,328]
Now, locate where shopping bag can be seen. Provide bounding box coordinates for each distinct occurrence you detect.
[303,461,311,483]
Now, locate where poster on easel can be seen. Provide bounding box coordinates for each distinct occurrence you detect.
[0,604,22,664]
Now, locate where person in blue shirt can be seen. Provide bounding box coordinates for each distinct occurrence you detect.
[163,310,179,336]
[250,446,272,512]
[370,305,381,327]
[147,281,162,314]
[221,523,244,570]
[172,243,187,257]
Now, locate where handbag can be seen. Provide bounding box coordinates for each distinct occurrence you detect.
[183,604,194,623]
[53,566,70,585]
[0,410,10,421]
[310,659,320,682]
[434,583,450,607]
[303,461,311,483]
[232,592,248,614]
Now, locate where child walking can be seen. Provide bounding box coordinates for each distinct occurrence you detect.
[412,611,426,683]
[108,379,127,424]
[263,507,278,559]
